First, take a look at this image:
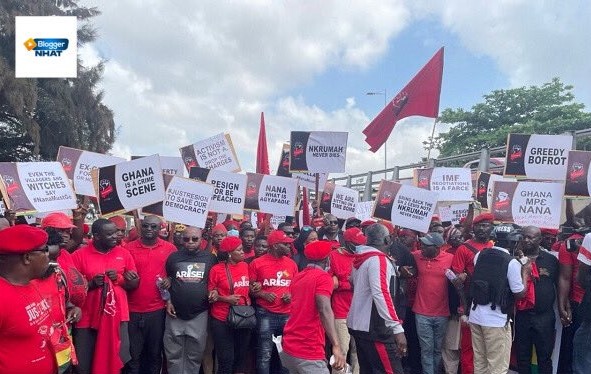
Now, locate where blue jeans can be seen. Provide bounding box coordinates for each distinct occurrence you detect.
[573,321,591,374]
[256,307,289,374]
[415,314,448,374]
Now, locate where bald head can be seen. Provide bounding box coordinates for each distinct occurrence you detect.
[521,226,542,255]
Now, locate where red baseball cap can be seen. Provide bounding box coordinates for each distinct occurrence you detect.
[343,227,367,246]
[0,225,48,254]
[267,229,295,246]
[41,212,76,229]
[109,216,127,230]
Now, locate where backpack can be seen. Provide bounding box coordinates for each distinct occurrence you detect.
[470,247,514,314]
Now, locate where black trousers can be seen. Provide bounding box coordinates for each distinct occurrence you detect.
[515,310,555,374]
[210,316,252,374]
[126,309,166,374]
[558,301,581,374]
[351,334,404,374]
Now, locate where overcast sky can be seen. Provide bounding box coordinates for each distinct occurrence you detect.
[79,0,591,178]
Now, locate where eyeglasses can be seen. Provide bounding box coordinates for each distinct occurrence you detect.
[183,237,200,243]
[142,223,159,230]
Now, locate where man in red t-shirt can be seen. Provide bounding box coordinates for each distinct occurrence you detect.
[450,213,495,374]
[329,227,366,374]
[282,240,346,373]
[411,233,453,374]
[557,233,585,372]
[72,219,139,374]
[249,229,299,374]
[125,215,177,374]
[0,225,60,374]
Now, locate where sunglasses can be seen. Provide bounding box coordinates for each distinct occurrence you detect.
[327,220,339,225]
[141,223,160,230]
[30,246,50,254]
[183,236,200,243]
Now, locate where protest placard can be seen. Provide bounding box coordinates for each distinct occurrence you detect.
[289,131,347,173]
[244,173,298,216]
[373,180,438,233]
[276,143,328,188]
[141,174,174,217]
[277,143,291,177]
[492,181,563,228]
[476,172,517,209]
[414,167,472,201]
[438,203,469,225]
[161,176,213,228]
[189,167,246,214]
[57,146,125,197]
[355,201,374,222]
[504,133,572,180]
[132,155,185,176]
[0,162,77,214]
[92,154,165,217]
[564,150,591,198]
[179,133,241,172]
[319,182,358,219]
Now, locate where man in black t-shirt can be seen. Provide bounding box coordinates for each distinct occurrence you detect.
[514,226,558,374]
[163,226,217,374]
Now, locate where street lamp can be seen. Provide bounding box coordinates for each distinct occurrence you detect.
[366,90,388,177]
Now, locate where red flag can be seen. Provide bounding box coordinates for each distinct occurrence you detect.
[256,112,270,174]
[256,112,270,227]
[363,47,444,152]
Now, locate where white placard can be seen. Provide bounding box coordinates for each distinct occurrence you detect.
[180,133,241,172]
[289,131,348,173]
[162,176,213,228]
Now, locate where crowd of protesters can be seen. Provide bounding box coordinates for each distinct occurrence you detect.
[2,199,591,374]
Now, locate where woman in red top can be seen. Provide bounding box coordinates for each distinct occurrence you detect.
[208,236,253,374]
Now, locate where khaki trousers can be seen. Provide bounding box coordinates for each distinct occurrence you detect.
[335,319,359,374]
[469,322,512,374]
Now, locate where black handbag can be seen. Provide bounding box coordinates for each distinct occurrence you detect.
[225,264,256,329]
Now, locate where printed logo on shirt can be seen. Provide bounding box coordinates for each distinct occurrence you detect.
[176,262,205,282]
[234,276,249,288]
[25,299,51,326]
[262,270,291,287]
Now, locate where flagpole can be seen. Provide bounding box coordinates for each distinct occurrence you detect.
[426,117,437,160]
[366,89,388,178]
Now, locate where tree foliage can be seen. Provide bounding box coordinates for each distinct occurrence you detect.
[433,78,591,157]
[0,0,114,162]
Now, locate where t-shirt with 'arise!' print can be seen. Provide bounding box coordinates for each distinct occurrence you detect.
[249,253,298,314]
[166,249,217,320]
[0,278,57,374]
[208,262,251,321]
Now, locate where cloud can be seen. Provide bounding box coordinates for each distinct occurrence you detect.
[411,0,591,105]
[80,1,412,175]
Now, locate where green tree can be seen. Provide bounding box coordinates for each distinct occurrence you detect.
[0,0,114,162]
[433,78,591,157]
